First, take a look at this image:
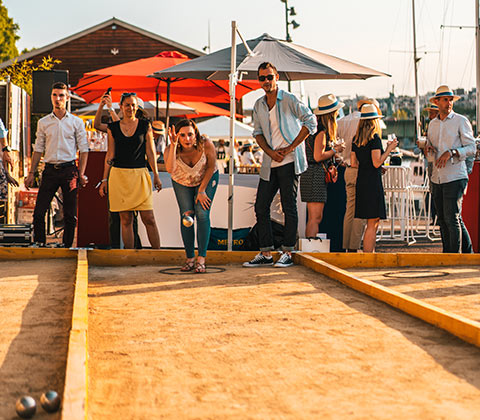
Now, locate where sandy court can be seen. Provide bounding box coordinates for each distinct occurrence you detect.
[88,263,480,419]
[0,259,76,420]
[348,266,480,322]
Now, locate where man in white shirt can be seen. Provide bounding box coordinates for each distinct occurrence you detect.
[25,82,89,247]
[426,85,476,253]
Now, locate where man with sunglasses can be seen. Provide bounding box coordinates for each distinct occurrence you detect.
[244,62,316,268]
[25,82,89,247]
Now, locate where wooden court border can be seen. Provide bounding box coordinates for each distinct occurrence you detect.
[295,252,480,348]
[61,249,89,420]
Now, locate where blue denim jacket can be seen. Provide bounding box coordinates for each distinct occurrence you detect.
[253,89,317,181]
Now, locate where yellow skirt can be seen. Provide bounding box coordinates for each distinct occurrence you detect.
[108,167,153,212]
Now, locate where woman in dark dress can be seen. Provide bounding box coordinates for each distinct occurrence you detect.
[351,104,398,252]
[300,94,345,238]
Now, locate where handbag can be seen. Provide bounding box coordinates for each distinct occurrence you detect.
[306,135,338,184]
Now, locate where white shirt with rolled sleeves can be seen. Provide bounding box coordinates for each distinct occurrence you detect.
[427,111,476,184]
[34,112,88,164]
[252,89,317,181]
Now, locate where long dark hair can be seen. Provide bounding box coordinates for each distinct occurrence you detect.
[174,119,204,151]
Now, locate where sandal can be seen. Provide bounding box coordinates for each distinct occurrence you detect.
[180,260,195,272]
[195,262,206,274]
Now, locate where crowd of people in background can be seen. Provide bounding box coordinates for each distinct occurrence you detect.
[0,62,475,272]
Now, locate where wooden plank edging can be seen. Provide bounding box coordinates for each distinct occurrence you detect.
[296,253,480,348]
[61,249,88,420]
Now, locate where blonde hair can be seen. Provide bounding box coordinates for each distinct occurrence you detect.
[354,118,382,147]
[319,110,338,143]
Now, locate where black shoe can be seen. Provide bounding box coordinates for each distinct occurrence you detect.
[243,252,274,267]
[274,252,293,267]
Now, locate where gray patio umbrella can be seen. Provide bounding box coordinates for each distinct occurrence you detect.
[151,33,389,81]
[152,31,389,251]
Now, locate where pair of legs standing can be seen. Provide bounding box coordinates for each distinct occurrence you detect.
[172,171,219,271]
[33,165,78,247]
[118,210,160,249]
[343,166,366,251]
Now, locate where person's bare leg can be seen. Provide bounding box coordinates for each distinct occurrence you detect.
[139,210,160,249]
[305,202,325,238]
[119,211,134,249]
[363,218,380,253]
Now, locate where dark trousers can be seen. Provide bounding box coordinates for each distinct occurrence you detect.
[431,178,472,253]
[33,165,78,247]
[255,163,298,252]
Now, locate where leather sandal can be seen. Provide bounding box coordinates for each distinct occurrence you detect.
[195,262,206,274]
[180,260,195,272]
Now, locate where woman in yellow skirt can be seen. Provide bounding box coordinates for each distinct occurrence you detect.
[99,92,162,248]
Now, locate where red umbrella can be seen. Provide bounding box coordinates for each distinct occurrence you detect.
[72,51,258,122]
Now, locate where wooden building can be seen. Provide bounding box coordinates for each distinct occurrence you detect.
[0,17,204,88]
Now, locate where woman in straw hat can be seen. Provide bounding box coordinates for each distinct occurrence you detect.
[300,94,345,238]
[351,104,398,252]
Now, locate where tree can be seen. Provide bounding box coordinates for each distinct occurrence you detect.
[0,0,20,62]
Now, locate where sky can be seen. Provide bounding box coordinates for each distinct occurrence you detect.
[3,0,477,107]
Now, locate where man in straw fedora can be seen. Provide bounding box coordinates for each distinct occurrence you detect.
[243,62,317,268]
[337,97,381,252]
[426,85,476,253]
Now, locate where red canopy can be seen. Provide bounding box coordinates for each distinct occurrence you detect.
[72,51,258,104]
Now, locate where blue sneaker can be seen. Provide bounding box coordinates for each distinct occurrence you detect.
[243,252,274,267]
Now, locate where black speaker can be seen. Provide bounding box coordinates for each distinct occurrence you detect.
[32,70,69,114]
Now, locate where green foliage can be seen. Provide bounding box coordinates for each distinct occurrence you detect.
[0,0,20,62]
[0,56,61,95]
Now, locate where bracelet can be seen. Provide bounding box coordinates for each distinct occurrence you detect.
[332,147,337,154]
[101,178,107,183]
[108,107,115,112]
[199,191,207,195]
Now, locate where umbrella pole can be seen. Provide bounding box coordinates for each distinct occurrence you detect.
[155,82,159,120]
[166,79,171,144]
[227,21,238,252]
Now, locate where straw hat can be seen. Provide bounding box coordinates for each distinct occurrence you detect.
[424,103,439,111]
[359,103,384,120]
[313,94,345,115]
[357,97,380,113]
[429,85,460,104]
[152,120,165,135]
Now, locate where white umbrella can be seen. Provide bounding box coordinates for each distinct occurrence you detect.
[196,116,253,139]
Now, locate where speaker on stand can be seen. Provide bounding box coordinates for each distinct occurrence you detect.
[32,70,69,114]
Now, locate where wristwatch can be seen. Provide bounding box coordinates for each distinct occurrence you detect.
[450,149,459,158]
[2,146,11,152]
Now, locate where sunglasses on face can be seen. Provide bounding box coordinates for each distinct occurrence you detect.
[258,74,275,82]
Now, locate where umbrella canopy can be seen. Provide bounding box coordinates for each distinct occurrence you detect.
[196,116,253,140]
[181,102,243,119]
[72,51,258,103]
[74,100,195,118]
[153,33,389,81]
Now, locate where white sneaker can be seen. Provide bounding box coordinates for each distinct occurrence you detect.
[243,252,274,267]
[274,252,293,267]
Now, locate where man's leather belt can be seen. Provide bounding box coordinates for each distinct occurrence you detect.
[45,161,75,169]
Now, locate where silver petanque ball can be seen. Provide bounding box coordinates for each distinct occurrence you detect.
[40,390,61,413]
[15,396,36,419]
[182,215,194,228]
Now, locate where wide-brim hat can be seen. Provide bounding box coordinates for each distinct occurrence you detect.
[359,103,384,120]
[152,120,165,135]
[424,103,439,111]
[314,94,345,115]
[429,85,460,103]
[357,97,380,113]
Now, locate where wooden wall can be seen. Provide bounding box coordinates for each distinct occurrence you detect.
[28,25,200,88]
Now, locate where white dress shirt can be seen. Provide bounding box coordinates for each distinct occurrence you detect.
[337,111,361,165]
[427,111,476,184]
[34,112,88,164]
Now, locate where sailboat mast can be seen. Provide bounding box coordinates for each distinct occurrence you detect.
[412,0,421,141]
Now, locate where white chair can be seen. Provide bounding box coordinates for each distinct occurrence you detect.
[379,166,416,244]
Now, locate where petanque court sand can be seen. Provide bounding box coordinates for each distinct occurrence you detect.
[348,266,480,322]
[88,264,480,420]
[0,259,76,420]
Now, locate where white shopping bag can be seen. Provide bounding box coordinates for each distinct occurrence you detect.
[298,238,330,253]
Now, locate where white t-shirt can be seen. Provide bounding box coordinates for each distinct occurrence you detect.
[269,104,294,168]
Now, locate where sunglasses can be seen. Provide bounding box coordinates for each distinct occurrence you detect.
[258,74,275,82]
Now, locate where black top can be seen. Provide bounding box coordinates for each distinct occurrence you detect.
[109,119,150,168]
[352,133,383,174]
[305,121,332,165]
